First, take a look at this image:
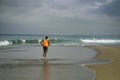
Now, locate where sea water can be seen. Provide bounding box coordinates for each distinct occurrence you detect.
[0,34,118,80]
[0,34,120,46]
[0,45,99,80]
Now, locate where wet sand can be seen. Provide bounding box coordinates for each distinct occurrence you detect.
[0,46,119,80]
[88,46,120,80]
[0,46,97,80]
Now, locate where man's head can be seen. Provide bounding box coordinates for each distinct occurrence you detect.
[45,36,48,39]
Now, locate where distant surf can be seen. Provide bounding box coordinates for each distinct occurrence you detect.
[0,34,120,47]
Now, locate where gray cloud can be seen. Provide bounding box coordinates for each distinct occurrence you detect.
[99,0,120,16]
[0,0,120,35]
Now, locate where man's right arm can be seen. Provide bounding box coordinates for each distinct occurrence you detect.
[40,39,44,46]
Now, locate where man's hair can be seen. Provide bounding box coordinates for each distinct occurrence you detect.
[45,36,48,39]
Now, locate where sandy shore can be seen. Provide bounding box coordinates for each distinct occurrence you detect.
[88,46,120,80]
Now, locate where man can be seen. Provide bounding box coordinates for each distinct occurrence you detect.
[40,36,50,60]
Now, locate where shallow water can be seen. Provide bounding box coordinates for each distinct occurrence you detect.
[0,63,95,80]
[0,46,111,80]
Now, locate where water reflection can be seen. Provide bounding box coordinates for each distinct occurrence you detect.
[42,60,49,80]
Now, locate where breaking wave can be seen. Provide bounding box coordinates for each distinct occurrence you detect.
[81,38,120,43]
[0,38,120,47]
[0,40,12,46]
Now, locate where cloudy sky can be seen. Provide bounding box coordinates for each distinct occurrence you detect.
[0,0,120,35]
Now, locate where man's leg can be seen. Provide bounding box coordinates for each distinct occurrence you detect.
[44,46,48,59]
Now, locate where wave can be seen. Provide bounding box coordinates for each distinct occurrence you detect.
[81,38,120,43]
[0,38,120,46]
[0,59,83,67]
[0,38,70,46]
[0,40,12,46]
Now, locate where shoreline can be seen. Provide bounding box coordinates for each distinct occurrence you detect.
[87,46,120,80]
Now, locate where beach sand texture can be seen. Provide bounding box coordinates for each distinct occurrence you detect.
[88,46,120,80]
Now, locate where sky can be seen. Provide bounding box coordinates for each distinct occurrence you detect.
[0,0,120,35]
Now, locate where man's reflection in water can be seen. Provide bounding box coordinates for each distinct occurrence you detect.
[42,60,49,80]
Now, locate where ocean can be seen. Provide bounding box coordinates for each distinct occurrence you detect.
[0,34,120,47]
[0,34,119,80]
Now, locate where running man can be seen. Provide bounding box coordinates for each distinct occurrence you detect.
[40,36,50,60]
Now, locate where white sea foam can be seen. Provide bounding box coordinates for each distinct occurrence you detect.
[81,39,120,43]
[38,39,42,43]
[0,40,12,46]
[21,39,26,43]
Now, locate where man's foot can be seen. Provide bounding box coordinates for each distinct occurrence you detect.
[41,57,47,60]
[41,56,45,60]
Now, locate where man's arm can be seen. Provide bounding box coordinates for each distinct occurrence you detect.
[40,39,44,46]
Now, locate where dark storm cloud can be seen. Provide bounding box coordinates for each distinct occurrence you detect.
[0,0,43,14]
[0,0,119,35]
[99,0,120,16]
[0,0,43,7]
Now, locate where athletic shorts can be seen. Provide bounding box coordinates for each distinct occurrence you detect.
[43,46,48,53]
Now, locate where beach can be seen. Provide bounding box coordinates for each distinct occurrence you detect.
[0,45,120,80]
[0,34,120,80]
[0,46,98,80]
[88,46,120,80]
